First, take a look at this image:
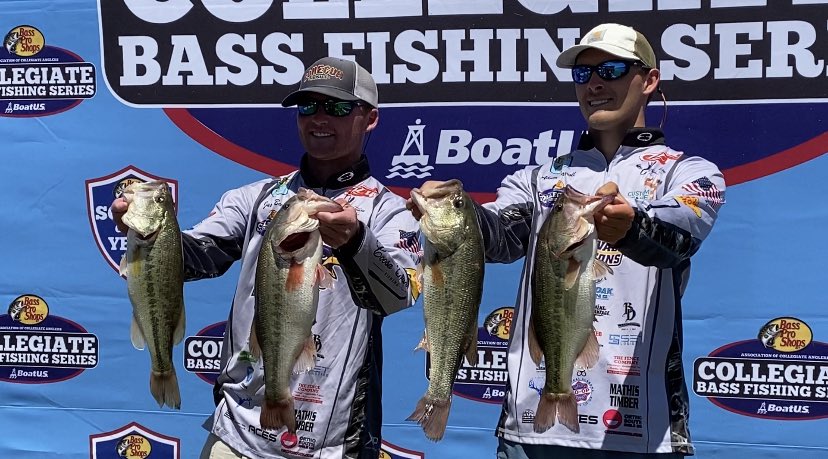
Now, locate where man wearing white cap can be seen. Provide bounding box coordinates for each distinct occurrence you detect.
[449,23,725,458]
[113,56,421,459]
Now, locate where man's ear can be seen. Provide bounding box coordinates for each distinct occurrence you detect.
[365,107,379,132]
[643,68,661,97]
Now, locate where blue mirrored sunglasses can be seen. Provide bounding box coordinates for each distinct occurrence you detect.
[297,99,364,117]
[571,60,646,84]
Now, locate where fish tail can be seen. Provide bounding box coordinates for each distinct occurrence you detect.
[407,396,450,442]
[533,392,559,433]
[261,396,296,433]
[150,368,181,410]
[534,392,579,434]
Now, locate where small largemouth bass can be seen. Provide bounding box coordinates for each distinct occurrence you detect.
[251,188,341,434]
[530,185,613,433]
[407,179,485,441]
[120,180,185,409]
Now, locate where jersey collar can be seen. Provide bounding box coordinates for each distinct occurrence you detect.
[577,127,666,151]
[299,153,372,189]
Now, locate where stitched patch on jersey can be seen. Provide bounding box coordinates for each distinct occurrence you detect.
[674,195,702,217]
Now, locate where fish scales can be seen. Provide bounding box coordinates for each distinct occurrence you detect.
[422,233,482,399]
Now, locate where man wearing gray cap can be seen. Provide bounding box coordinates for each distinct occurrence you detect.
[405,23,725,458]
[113,56,421,459]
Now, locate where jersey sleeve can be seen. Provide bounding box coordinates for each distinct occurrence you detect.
[614,155,726,268]
[477,166,537,263]
[333,190,422,316]
[181,180,268,280]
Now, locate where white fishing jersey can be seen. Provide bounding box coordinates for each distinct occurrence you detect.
[182,155,421,459]
[478,129,725,455]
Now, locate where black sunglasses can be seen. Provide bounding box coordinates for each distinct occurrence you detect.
[571,60,647,84]
[297,99,365,117]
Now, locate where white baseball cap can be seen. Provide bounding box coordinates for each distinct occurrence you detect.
[557,23,656,69]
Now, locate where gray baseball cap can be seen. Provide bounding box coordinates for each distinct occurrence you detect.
[557,23,656,69]
[281,57,378,107]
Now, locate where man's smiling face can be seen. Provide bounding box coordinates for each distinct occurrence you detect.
[574,48,651,134]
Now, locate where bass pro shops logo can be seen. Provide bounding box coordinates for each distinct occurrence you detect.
[90,422,179,459]
[3,25,44,57]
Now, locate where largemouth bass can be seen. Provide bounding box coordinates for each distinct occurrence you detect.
[251,188,341,434]
[407,180,485,441]
[119,180,185,410]
[530,185,613,433]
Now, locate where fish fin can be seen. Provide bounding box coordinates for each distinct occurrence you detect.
[575,329,600,370]
[464,320,479,366]
[527,311,543,366]
[415,263,425,290]
[172,302,186,345]
[593,257,613,278]
[407,396,451,442]
[293,335,317,374]
[316,264,334,290]
[118,254,129,278]
[414,329,429,353]
[150,367,181,410]
[564,258,581,290]
[535,392,579,434]
[249,319,262,360]
[429,258,445,288]
[285,261,305,292]
[261,396,296,433]
[130,316,146,350]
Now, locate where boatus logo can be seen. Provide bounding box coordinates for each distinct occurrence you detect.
[90,422,180,458]
[86,166,178,274]
[387,118,575,183]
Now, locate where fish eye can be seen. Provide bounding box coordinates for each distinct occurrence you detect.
[452,198,463,209]
[155,196,165,203]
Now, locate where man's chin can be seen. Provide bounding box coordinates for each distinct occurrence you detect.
[586,112,621,131]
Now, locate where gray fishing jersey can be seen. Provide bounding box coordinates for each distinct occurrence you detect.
[182,155,421,458]
[479,129,725,455]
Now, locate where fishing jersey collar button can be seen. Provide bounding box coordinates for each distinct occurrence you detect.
[299,153,371,189]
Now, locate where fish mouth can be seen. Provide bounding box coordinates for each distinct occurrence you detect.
[555,236,587,258]
[409,179,463,214]
[135,228,160,242]
[409,189,427,215]
[565,238,586,252]
[279,231,312,252]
